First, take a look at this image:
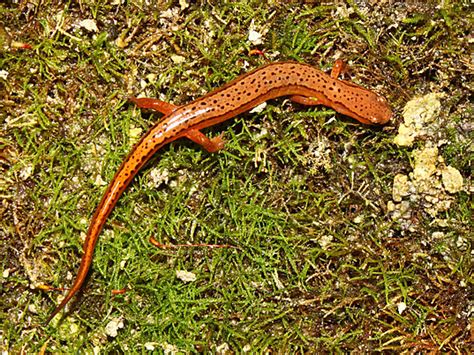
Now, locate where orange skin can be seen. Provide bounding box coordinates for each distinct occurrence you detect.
[45,61,392,324]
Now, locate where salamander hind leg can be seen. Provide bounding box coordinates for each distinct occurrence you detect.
[129,97,178,115]
[185,129,225,153]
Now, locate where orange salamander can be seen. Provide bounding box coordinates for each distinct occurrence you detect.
[45,60,392,324]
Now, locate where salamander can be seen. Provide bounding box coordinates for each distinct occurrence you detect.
[45,60,392,324]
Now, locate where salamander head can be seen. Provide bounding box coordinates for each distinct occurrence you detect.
[336,79,393,125]
[365,93,393,125]
[345,91,393,125]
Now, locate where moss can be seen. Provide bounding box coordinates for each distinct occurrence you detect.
[1,1,471,352]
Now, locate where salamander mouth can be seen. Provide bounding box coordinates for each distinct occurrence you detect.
[378,107,393,124]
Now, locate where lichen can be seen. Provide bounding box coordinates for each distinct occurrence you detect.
[441,166,464,194]
[389,93,464,226]
[393,93,444,147]
[389,142,463,221]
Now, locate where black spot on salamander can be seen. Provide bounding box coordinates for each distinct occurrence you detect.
[213,99,218,104]
[200,101,207,106]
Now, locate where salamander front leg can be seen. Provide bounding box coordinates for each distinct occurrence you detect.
[185,129,225,153]
[129,97,178,115]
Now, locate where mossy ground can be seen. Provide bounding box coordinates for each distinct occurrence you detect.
[1,1,472,352]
